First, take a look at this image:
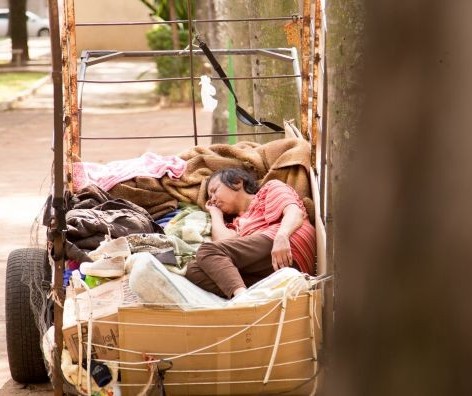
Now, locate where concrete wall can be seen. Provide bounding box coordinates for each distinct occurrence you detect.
[75,0,152,52]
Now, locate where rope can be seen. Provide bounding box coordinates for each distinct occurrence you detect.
[88,336,312,361]
[309,290,318,396]
[98,313,308,329]
[121,377,315,387]
[263,295,288,384]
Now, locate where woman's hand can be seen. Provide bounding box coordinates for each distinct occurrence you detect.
[271,231,292,271]
[206,200,237,241]
[270,204,303,271]
[205,200,224,219]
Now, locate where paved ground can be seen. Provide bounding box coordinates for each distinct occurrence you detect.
[0,38,212,395]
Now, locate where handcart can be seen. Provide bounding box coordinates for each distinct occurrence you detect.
[5,1,330,395]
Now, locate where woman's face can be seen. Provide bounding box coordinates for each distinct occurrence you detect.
[207,175,241,214]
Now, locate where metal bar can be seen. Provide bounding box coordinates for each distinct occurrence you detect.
[47,1,64,394]
[291,47,302,102]
[81,48,294,62]
[187,0,198,146]
[67,0,80,165]
[311,0,322,157]
[300,0,311,140]
[77,74,301,84]
[255,49,294,62]
[75,16,300,27]
[79,131,285,140]
[85,51,124,66]
[77,50,90,138]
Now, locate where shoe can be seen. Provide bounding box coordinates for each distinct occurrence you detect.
[88,236,131,261]
[80,256,125,278]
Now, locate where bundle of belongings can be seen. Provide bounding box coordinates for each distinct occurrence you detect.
[43,137,318,394]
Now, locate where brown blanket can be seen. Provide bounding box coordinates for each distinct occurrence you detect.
[109,137,313,217]
[109,176,178,220]
[161,137,312,209]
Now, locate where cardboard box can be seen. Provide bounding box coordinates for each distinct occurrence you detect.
[62,275,139,363]
[63,313,120,363]
[118,290,323,396]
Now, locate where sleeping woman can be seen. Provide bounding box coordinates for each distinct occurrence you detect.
[185,168,316,299]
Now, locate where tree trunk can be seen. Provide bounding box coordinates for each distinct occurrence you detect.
[197,1,302,144]
[196,0,230,143]
[325,0,472,395]
[247,1,300,144]
[168,0,180,50]
[9,0,29,64]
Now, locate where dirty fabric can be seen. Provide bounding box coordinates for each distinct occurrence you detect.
[164,203,212,245]
[72,152,186,192]
[66,198,159,251]
[127,232,199,272]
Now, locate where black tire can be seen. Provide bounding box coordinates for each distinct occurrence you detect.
[6,248,50,384]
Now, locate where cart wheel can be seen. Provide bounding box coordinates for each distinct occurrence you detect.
[6,248,50,384]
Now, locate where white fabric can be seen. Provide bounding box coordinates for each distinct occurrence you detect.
[128,252,227,309]
[228,267,311,306]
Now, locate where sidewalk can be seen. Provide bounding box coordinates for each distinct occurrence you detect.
[0,37,160,112]
[13,59,160,113]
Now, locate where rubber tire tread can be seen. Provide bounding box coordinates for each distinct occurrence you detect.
[6,248,50,384]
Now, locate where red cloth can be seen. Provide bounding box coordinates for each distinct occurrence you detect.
[232,180,316,275]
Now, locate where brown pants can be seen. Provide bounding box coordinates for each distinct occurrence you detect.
[185,234,276,298]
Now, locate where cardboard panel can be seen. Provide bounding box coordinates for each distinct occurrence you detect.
[118,291,322,395]
[63,314,119,363]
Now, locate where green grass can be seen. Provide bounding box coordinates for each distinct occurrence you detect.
[0,72,47,101]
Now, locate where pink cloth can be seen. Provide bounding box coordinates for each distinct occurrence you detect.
[72,152,187,192]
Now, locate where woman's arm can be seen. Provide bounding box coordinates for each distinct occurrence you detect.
[271,203,304,270]
[206,202,238,241]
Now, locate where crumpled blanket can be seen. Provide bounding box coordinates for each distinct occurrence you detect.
[164,203,212,244]
[127,232,199,273]
[108,176,178,220]
[161,137,312,210]
[66,198,159,251]
[72,151,187,192]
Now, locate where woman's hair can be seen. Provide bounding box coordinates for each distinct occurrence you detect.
[206,168,260,198]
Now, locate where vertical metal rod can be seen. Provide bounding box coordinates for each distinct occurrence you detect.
[291,47,302,102]
[47,1,65,395]
[187,0,198,146]
[311,0,322,154]
[67,0,80,161]
[300,0,311,140]
[77,50,90,139]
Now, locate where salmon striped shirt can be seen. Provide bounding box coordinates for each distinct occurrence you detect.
[231,180,316,275]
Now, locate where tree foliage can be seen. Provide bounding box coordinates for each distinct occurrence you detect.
[139,0,192,20]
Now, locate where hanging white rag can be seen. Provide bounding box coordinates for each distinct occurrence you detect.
[199,75,218,112]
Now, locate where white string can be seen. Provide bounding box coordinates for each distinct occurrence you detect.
[89,336,312,361]
[263,294,288,384]
[121,376,315,387]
